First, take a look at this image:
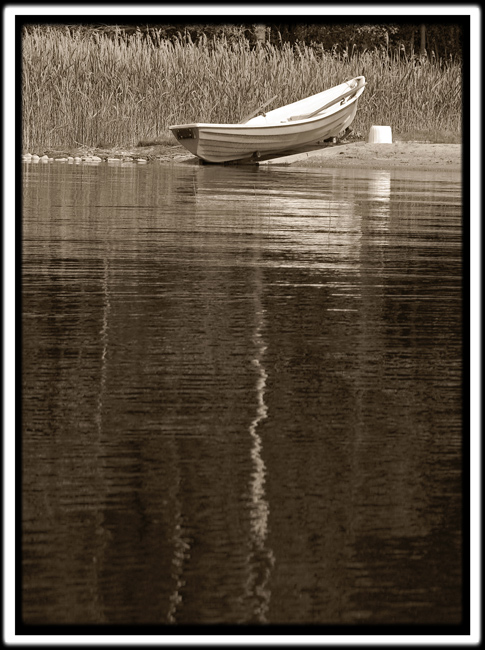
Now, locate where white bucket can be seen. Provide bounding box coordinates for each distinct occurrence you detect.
[368,125,393,144]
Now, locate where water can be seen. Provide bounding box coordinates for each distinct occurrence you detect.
[22,160,463,627]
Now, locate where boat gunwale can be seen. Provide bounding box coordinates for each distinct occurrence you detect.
[169,99,360,131]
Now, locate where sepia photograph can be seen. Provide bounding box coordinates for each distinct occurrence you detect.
[6,3,478,645]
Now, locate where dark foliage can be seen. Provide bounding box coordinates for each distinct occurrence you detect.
[21,22,463,60]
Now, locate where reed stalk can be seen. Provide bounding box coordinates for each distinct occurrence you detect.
[22,26,462,151]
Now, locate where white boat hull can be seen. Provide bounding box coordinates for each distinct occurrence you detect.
[170,77,365,163]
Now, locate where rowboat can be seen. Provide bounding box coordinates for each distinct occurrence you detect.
[169,76,365,163]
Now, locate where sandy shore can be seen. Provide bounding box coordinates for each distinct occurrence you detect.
[23,141,461,171]
[270,141,462,171]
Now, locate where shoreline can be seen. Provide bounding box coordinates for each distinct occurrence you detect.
[22,141,461,171]
[261,141,461,171]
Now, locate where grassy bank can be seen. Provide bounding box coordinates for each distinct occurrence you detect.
[22,26,462,152]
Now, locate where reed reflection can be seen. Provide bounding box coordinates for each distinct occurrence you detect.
[96,256,110,434]
[243,267,274,623]
[167,450,191,624]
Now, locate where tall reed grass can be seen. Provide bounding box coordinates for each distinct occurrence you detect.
[22,26,462,151]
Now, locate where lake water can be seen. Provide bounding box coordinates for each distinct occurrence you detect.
[21,159,463,629]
